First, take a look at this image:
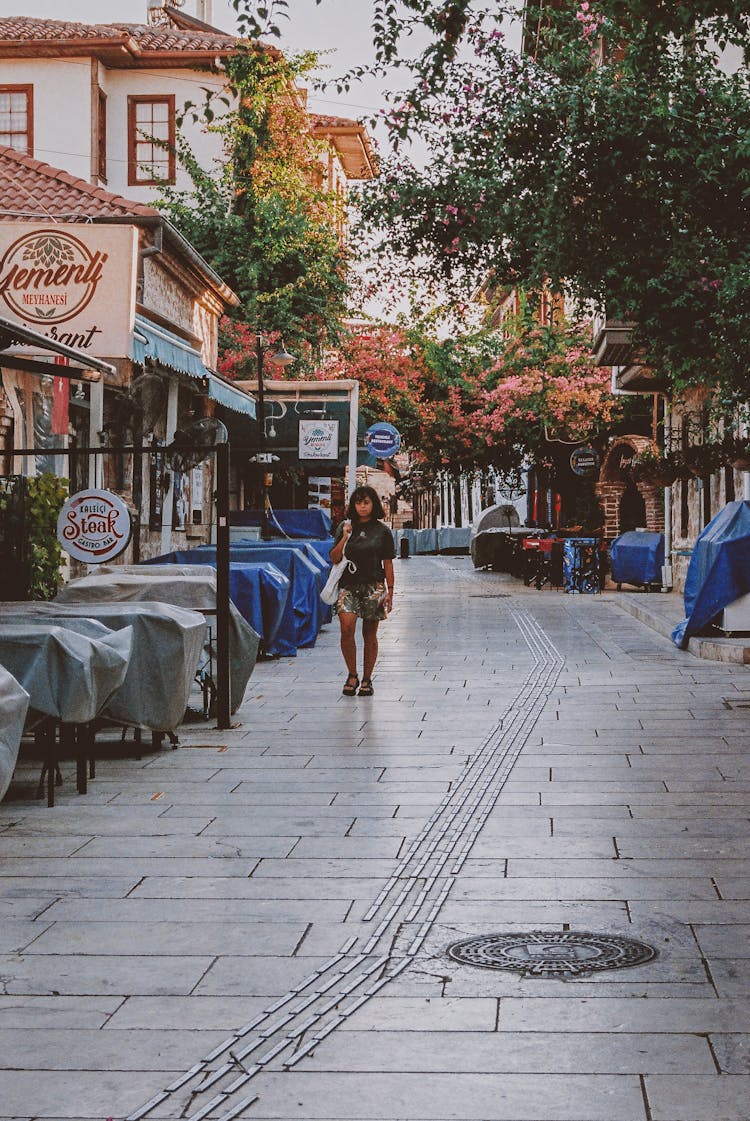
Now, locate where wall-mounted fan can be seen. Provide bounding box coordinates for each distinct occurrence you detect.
[104,373,167,438]
[168,416,228,473]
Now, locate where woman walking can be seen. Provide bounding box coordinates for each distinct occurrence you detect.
[329,485,396,696]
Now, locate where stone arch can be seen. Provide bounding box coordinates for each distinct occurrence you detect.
[595,435,664,540]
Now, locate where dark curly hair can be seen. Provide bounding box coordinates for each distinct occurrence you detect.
[346,485,386,522]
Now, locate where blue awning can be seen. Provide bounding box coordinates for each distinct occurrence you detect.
[132,314,206,377]
[131,315,255,418]
[206,371,256,417]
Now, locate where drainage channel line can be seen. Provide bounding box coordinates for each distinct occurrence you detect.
[124,940,362,1120]
[363,619,561,923]
[125,604,561,1121]
[363,704,541,918]
[362,639,551,913]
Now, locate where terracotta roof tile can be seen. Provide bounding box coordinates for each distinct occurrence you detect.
[112,22,239,53]
[0,15,238,54]
[0,145,158,221]
[0,17,129,42]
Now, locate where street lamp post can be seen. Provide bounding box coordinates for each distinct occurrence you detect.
[255,333,295,539]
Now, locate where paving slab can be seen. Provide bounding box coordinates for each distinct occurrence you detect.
[1,559,749,1121]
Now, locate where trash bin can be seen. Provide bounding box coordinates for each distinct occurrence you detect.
[400,536,410,559]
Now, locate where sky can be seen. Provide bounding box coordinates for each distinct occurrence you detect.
[10,0,396,138]
[6,0,522,320]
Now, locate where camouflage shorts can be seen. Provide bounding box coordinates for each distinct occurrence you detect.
[335,581,388,621]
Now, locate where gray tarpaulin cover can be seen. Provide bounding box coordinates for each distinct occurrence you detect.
[0,624,131,724]
[56,571,259,712]
[97,563,219,581]
[57,571,220,611]
[0,665,29,802]
[0,603,204,731]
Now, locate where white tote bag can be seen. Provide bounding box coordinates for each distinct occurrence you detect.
[320,537,357,605]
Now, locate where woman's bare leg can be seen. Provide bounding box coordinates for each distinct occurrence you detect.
[362,619,380,680]
[338,612,358,676]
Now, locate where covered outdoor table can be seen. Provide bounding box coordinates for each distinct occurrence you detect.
[57,571,219,611]
[101,563,289,654]
[56,571,259,712]
[610,531,664,590]
[0,602,205,733]
[227,538,333,624]
[394,529,439,556]
[0,623,131,725]
[0,665,29,802]
[233,540,333,624]
[672,500,750,648]
[150,546,321,656]
[230,508,332,539]
[0,622,132,803]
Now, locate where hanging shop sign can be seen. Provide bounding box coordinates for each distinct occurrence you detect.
[570,445,600,477]
[365,422,401,460]
[299,419,339,460]
[0,223,138,357]
[57,488,132,563]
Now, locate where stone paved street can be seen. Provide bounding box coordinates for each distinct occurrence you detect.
[2,556,750,1121]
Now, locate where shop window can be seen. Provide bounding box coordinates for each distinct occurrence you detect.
[127,95,175,185]
[0,85,33,155]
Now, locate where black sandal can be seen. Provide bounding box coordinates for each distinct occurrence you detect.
[358,678,374,696]
[342,673,359,697]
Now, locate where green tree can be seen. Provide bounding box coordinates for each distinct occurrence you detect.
[156,38,350,371]
[324,312,622,478]
[232,1,750,399]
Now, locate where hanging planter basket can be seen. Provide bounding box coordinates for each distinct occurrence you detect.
[676,444,723,479]
[629,455,680,488]
[723,438,750,471]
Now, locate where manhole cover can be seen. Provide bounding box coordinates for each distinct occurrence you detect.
[447,931,657,978]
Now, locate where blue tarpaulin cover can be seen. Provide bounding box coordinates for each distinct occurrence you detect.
[610,531,665,588]
[672,501,750,648]
[221,562,289,652]
[226,538,334,625]
[230,509,332,539]
[151,546,322,656]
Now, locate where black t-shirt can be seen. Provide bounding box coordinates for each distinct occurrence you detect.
[334,519,396,587]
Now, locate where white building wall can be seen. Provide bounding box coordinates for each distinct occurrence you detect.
[103,67,228,202]
[0,56,229,201]
[0,58,92,183]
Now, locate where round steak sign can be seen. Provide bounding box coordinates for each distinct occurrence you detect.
[57,489,131,564]
[0,229,108,326]
[365,422,401,460]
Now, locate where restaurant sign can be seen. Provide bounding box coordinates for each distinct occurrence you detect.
[0,223,138,357]
[299,419,339,460]
[570,445,600,477]
[57,489,132,563]
[365,422,401,460]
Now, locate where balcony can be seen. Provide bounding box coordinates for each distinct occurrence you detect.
[592,318,637,367]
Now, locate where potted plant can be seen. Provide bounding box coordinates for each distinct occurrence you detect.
[628,449,680,487]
